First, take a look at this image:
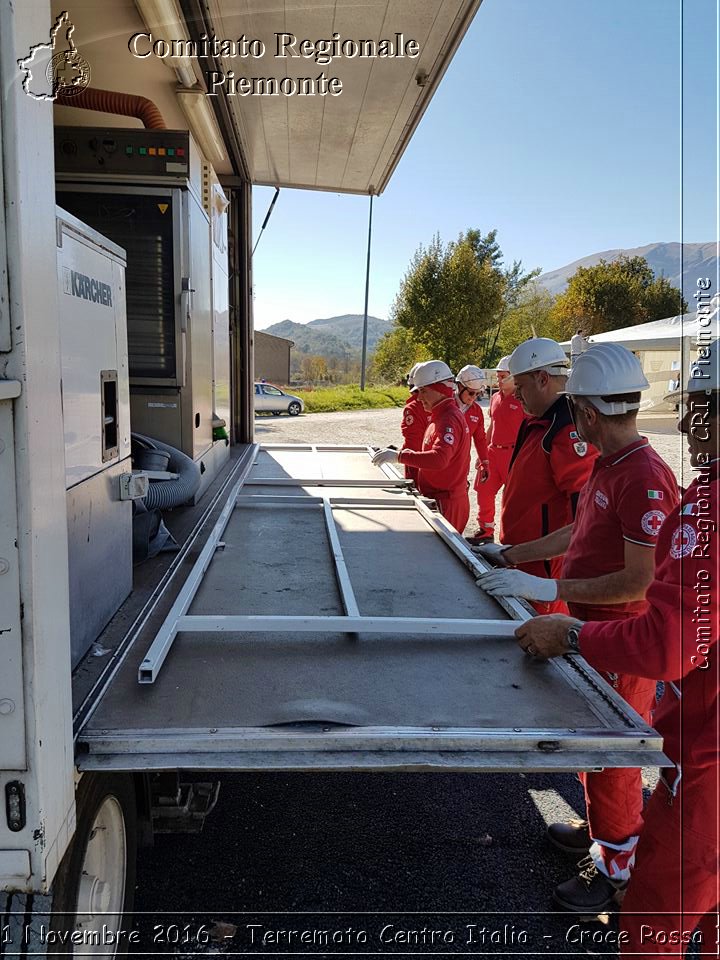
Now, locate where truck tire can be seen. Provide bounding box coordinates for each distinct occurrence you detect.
[48,773,137,956]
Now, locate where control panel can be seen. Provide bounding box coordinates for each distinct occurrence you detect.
[55,127,190,177]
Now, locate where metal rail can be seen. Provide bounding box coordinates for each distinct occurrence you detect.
[243,477,412,487]
[173,615,518,636]
[321,498,360,617]
[137,447,258,684]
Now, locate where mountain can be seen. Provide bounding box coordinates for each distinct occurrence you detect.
[263,314,392,357]
[306,314,393,350]
[538,242,718,297]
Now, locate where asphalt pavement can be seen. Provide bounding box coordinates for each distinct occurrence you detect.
[132,408,689,959]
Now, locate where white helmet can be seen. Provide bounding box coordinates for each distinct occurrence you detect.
[407,362,422,391]
[496,355,512,373]
[664,338,720,401]
[564,343,649,415]
[508,338,570,377]
[413,359,455,389]
[456,364,487,390]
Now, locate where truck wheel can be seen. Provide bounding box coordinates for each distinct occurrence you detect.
[48,773,137,956]
[288,402,301,416]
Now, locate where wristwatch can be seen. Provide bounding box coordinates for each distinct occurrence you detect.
[566,622,584,655]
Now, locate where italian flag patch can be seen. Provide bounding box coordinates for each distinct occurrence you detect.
[647,490,663,500]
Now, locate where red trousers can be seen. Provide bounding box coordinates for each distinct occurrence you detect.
[579,672,657,881]
[436,491,470,534]
[620,762,719,955]
[404,465,420,486]
[475,445,514,529]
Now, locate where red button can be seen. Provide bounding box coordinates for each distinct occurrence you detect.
[176,148,185,157]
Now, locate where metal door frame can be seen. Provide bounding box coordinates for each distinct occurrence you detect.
[137,443,515,683]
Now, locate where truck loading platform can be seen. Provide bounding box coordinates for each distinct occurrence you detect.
[75,445,666,773]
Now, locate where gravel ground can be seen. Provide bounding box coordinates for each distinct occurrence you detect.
[131,406,688,957]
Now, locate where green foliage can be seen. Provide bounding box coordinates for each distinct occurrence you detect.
[495,283,563,359]
[370,327,431,384]
[551,255,688,334]
[391,228,539,370]
[292,384,408,413]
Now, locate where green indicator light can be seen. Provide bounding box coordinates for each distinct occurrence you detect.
[139,147,147,155]
[125,146,133,155]
[167,147,175,156]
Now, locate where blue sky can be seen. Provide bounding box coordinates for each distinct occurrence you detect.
[251,0,717,329]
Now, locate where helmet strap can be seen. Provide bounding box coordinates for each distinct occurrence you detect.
[584,395,641,416]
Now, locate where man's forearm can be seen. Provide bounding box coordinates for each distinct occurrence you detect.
[557,570,649,605]
[504,524,574,564]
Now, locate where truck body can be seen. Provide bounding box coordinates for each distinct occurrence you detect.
[0,0,666,950]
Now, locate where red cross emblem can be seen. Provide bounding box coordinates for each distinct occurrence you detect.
[641,509,665,536]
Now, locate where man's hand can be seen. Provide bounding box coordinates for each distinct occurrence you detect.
[476,569,558,602]
[515,615,579,659]
[476,460,490,483]
[471,542,511,565]
[371,448,400,466]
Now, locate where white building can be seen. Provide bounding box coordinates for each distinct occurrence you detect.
[563,294,719,410]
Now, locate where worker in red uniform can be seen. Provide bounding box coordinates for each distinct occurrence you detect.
[372,360,471,533]
[476,338,598,614]
[469,355,526,544]
[455,364,490,503]
[476,343,679,910]
[515,341,719,952]
[400,363,429,486]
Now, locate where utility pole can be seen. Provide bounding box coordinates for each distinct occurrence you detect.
[360,192,374,390]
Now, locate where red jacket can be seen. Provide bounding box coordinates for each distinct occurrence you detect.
[399,397,471,499]
[488,389,525,448]
[400,394,429,451]
[500,395,598,579]
[579,459,719,769]
[462,400,489,461]
[562,439,679,621]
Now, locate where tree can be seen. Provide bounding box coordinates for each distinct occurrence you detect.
[300,354,328,383]
[551,256,688,335]
[370,328,431,384]
[390,229,537,371]
[495,282,562,359]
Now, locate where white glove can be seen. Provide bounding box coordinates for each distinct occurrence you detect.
[471,542,512,565]
[371,447,399,466]
[475,569,558,602]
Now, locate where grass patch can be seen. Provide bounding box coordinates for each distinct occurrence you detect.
[292,384,408,413]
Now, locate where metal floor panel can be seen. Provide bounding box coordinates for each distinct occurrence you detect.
[77,445,667,771]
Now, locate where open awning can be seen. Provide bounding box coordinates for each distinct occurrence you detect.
[199,0,482,193]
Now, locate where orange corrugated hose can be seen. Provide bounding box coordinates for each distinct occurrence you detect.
[56,88,167,129]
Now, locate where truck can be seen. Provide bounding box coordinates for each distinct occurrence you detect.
[0,0,667,952]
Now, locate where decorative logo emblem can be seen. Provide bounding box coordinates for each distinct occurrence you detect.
[573,441,587,456]
[641,509,665,537]
[594,490,609,510]
[404,413,414,426]
[670,523,697,559]
[443,432,454,445]
[18,11,91,102]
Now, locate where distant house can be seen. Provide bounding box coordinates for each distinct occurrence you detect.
[255,330,293,385]
[561,297,719,411]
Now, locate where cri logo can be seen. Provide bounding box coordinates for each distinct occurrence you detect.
[18,11,91,101]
